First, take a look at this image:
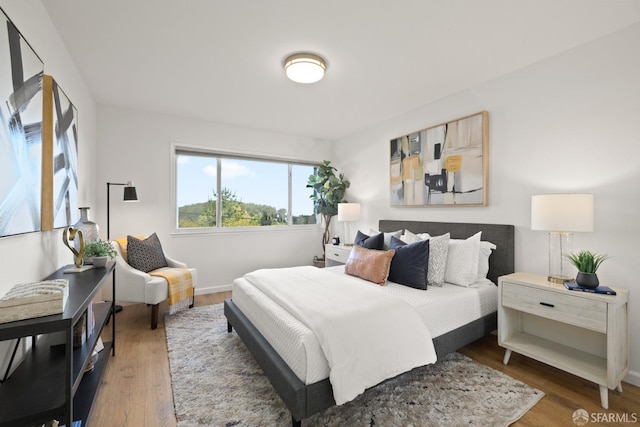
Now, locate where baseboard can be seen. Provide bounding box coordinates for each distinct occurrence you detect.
[195,283,232,295]
[624,369,640,387]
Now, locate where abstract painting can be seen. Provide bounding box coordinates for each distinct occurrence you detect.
[0,9,44,236]
[390,111,488,206]
[42,75,79,230]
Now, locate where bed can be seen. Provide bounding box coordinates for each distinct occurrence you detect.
[224,220,514,426]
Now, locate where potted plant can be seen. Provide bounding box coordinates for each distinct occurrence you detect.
[564,250,609,288]
[84,239,118,268]
[307,160,350,266]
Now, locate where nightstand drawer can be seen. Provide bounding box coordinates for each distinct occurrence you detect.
[325,245,352,265]
[502,282,607,333]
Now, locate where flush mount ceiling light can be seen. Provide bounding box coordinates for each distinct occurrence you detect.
[284,53,326,84]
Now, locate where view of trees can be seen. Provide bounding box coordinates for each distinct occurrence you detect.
[178,188,316,228]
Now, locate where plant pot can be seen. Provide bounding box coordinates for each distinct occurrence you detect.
[313,256,325,269]
[576,272,599,289]
[92,256,109,268]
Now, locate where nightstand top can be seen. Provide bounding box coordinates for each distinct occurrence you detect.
[500,272,629,303]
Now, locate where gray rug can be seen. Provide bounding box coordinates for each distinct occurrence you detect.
[165,304,544,426]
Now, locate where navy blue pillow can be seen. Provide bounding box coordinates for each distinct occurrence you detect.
[353,230,384,250]
[388,236,430,290]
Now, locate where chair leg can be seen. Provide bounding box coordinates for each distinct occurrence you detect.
[151,304,159,329]
[189,294,195,309]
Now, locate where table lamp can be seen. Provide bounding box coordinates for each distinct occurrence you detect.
[531,194,594,283]
[337,203,361,245]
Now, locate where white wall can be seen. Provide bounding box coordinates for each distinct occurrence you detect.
[331,23,640,385]
[95,106,331,293]
[0,1,97,373]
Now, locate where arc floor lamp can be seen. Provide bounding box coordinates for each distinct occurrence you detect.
[107,181,139,313]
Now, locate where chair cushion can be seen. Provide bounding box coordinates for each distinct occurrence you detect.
[127,233,168,273]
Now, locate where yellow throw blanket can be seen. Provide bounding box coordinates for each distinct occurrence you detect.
[114,237,194,314]
[149,267,194,314]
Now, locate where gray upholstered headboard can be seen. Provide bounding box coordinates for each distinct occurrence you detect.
[379,220,515,285]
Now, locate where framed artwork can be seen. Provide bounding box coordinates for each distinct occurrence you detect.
[390,111,488,207]
[0,8,44,237]
[42,75,79,231]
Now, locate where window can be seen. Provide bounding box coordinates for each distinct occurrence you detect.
[175,150,318,229]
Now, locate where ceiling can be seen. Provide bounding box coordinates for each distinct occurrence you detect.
[41,0,640,141]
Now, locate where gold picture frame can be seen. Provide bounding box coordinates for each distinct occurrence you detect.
[41,75,79,231]
[390,111,488,206]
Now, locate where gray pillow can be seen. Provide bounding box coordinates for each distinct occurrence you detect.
[424,233,450,286]
[127,233,168,273]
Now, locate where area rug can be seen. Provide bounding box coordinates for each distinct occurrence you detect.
[165,304,544,426]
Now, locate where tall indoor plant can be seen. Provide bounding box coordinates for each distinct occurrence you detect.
[307,160,350,263]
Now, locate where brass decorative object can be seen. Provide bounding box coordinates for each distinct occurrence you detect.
[62,227,92,272]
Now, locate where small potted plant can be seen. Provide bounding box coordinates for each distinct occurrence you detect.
[564,250,609,288]
[84,239,117,268]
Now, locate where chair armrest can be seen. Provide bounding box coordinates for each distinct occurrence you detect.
[165,255,187,269]
[111,241,152,282]
[114,255,152,281]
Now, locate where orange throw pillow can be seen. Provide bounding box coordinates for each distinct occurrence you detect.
[344,245,395,285]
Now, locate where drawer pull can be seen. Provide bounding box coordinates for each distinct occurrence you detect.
[539,302,555,308]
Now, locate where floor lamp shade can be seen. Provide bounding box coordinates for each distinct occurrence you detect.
[123,185,138,201]
[531,194,594,283]
[107,181,139,240]
[338,203,361,244]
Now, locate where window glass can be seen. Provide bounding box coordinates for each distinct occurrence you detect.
[176,151,318,229]
[220,158,288,227]
[292,164,317,225]
[176,154,217,228]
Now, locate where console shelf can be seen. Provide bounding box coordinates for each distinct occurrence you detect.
[0,263,116,427]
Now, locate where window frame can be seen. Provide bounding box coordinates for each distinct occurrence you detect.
[171,144,320,234]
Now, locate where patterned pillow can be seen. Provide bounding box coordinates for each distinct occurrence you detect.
[400,229,427,244]
[127,233,168,273]
[344,245,395,286]
[424,233,450,287]
[444,232,481,287]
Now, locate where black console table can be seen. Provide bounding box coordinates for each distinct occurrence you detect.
[0,263,116,427]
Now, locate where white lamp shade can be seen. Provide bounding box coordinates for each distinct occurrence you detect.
[531,194,594,232]
[284,53,326,84]
[337,203,361,222]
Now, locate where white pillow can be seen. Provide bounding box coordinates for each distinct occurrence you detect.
[477,241,497,280]
[369,228,402,250]
[423,233,450,286]
[400,229,429,244]
[444,232,482,287]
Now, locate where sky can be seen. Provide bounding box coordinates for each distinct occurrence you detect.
[176,155,315,216]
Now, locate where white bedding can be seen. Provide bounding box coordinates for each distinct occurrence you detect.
[232,266,497,387]
[242,266,437,405]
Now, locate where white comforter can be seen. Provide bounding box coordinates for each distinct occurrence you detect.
[243,266,437,405]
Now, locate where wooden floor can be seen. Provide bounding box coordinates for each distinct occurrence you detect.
[90,292,639,426]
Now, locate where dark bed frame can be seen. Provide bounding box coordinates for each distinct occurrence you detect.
[224,220,514,426]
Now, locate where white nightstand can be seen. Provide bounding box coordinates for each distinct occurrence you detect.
[325,245,353,267]
[498,272,629,409]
